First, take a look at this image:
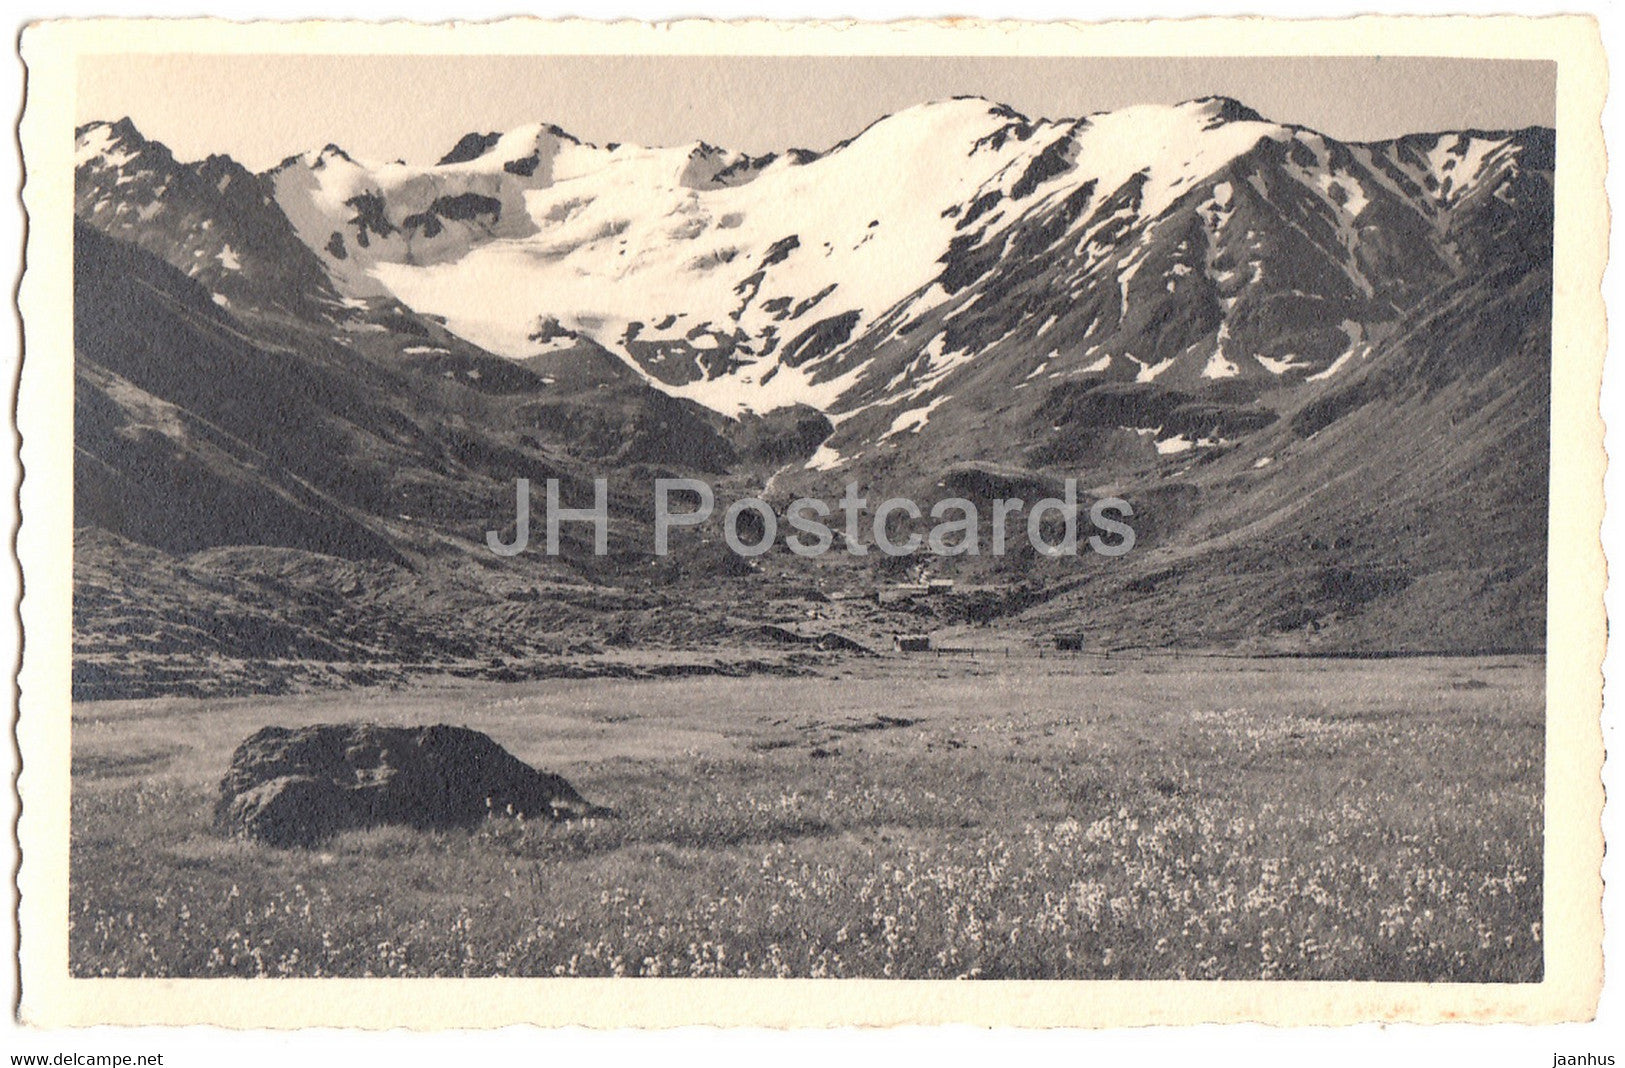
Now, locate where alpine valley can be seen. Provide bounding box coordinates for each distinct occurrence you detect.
[70,96,1553,697]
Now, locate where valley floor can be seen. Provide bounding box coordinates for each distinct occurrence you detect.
[69,653,1543,980]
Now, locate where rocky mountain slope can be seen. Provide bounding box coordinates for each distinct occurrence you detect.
[70,98,1554,695]
[251,98,1548,436]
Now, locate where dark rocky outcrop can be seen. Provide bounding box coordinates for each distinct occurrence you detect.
[402,194,503,238]
[216,723,609,846]
[437,131,502,166]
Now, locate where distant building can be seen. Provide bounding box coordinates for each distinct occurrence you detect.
[1054,633,1086,652]
[894,634,932,653]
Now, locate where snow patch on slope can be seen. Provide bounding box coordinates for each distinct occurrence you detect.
[881,393,953,440]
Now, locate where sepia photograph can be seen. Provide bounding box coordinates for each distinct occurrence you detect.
[12,13,1608,1031]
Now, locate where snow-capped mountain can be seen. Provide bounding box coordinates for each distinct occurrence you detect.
[76,118,349,320]
[244,96,1550,442]
[71,99,1553,483]
[68,96,1556,678]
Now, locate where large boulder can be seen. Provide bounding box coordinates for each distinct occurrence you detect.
[216,723,609,846]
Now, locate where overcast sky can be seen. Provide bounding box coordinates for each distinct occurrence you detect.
[78,54,1557,171]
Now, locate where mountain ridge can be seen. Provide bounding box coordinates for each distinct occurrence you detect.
[70,94,1554,694]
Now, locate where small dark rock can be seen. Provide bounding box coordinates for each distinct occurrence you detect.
[216,722,611,846]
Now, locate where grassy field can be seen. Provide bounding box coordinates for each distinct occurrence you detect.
[69,652,1544,980]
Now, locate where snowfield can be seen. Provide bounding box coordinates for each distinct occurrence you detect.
[259,97,1317,415]
[74,97,1545,430]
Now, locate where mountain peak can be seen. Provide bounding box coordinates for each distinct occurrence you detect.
[833,96,1031,154]
[920,95,1030,125]
[76,116,146,149]
[105,116,144,139]
[75,117,161,168]
[428,122,588,171]
[437,131,503,166]
[1179,95,1269,126]
[948,94,1029,119]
